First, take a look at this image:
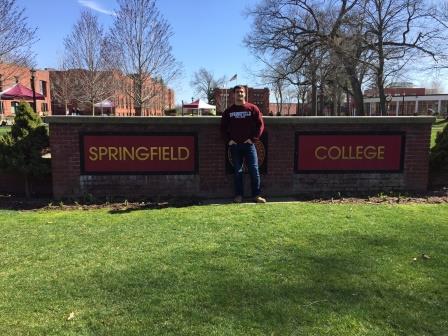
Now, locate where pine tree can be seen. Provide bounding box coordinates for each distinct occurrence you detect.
[0,102,50,197]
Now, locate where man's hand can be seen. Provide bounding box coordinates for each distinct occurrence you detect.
[228,140,237,145]
[244,139,253,144]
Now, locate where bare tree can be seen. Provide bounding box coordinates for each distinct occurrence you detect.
[190,68,225,104]
[362,0,441,115]
[245,0,366,115]
[0,0,36,80]
[50,59,77,114]
[246,0,445,116]
[63,9,115,115]
[109,0,181,116]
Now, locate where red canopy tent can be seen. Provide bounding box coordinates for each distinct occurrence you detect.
[0,83,45,100]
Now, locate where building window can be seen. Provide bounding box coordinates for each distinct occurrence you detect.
[41,102,48,112]
[11,101,19,115]
[39,80,47,96]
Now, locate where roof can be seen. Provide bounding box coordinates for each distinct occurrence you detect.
[0,83,45,100]
[183,99,216,109]
[94,100,115,108]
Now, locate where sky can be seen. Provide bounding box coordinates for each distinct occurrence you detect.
[16,0,262,105]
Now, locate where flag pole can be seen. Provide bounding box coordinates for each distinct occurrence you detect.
[225,84,227,110]
[224,74,237,111]
[229,74,237,108]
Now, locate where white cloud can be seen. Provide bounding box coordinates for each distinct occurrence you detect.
[78,0,116,16]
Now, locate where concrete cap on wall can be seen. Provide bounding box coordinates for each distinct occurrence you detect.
[44,116,436,125]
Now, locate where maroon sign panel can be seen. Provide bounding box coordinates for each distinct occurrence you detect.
[295,133,405,172]
[81,134,197,174]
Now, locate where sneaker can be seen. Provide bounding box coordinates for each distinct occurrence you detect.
[254,196,266,203]
[233,195,243,203]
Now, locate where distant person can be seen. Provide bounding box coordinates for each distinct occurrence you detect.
[220,85,266,203]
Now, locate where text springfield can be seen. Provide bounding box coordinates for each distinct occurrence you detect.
[88,146,191,161]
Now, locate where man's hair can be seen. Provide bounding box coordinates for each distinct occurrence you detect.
[233,85,245,93]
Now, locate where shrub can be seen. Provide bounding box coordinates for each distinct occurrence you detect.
[0,102,50,197]
[430,123,448,172]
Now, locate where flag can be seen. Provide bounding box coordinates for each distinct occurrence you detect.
[229,74,237,81]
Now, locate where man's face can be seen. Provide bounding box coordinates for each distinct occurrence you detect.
[235,87,246,102]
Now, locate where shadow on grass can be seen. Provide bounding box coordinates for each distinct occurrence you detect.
[0,195,53,210]
[46,231,445,335]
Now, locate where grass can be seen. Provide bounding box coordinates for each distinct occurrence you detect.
[431,119,447,148]
[0,203,447,335]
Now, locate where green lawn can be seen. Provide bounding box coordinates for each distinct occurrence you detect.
[431,119,447,148]
[0,203,447,335]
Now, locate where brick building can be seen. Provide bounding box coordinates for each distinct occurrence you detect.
[113,76,175,116]
[363,82,448,116]
[214,86,269,115]
[269,103,298,116]
[50,69,175,116]
[0,63,52,118]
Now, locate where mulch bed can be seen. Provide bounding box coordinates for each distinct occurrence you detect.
[0,188,447,211]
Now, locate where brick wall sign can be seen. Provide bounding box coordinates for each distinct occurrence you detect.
[80,133,197,174]
[295,133,405,173]
[45,116,434,198]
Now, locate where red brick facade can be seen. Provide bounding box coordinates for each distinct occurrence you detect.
[269,103,298,116]
[46,116,433,199]
[50,69,174,116]
[0,64,52,117]
[364,87,426,97]
[214,86,269,115]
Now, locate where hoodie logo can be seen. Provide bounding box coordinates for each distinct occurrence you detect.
[229,111,251,118]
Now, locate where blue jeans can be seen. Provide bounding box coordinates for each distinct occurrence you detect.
[230,143,261,197]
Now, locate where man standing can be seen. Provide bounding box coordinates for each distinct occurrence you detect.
[220,85,266,203]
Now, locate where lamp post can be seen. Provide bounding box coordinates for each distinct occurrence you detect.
[385,94,392,115]
[30,68,37,113]
[401,92,405,116]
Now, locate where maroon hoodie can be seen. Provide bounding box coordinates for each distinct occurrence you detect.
[220,102,264,144]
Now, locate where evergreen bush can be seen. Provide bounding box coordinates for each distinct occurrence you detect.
[430,123,448,172]
[0,102,50,197]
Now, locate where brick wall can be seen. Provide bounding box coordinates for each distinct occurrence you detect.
[46,116,434,199]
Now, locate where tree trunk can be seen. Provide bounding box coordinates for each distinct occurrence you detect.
[24,174,30,199]
[344,63,364,115]
[134,76,143,116]
[278,88,283,116]
[311,83,317,116]
[296,90,301,115]
[319,83,324,115]
[351,83,364,116]
[377,30,387,116]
